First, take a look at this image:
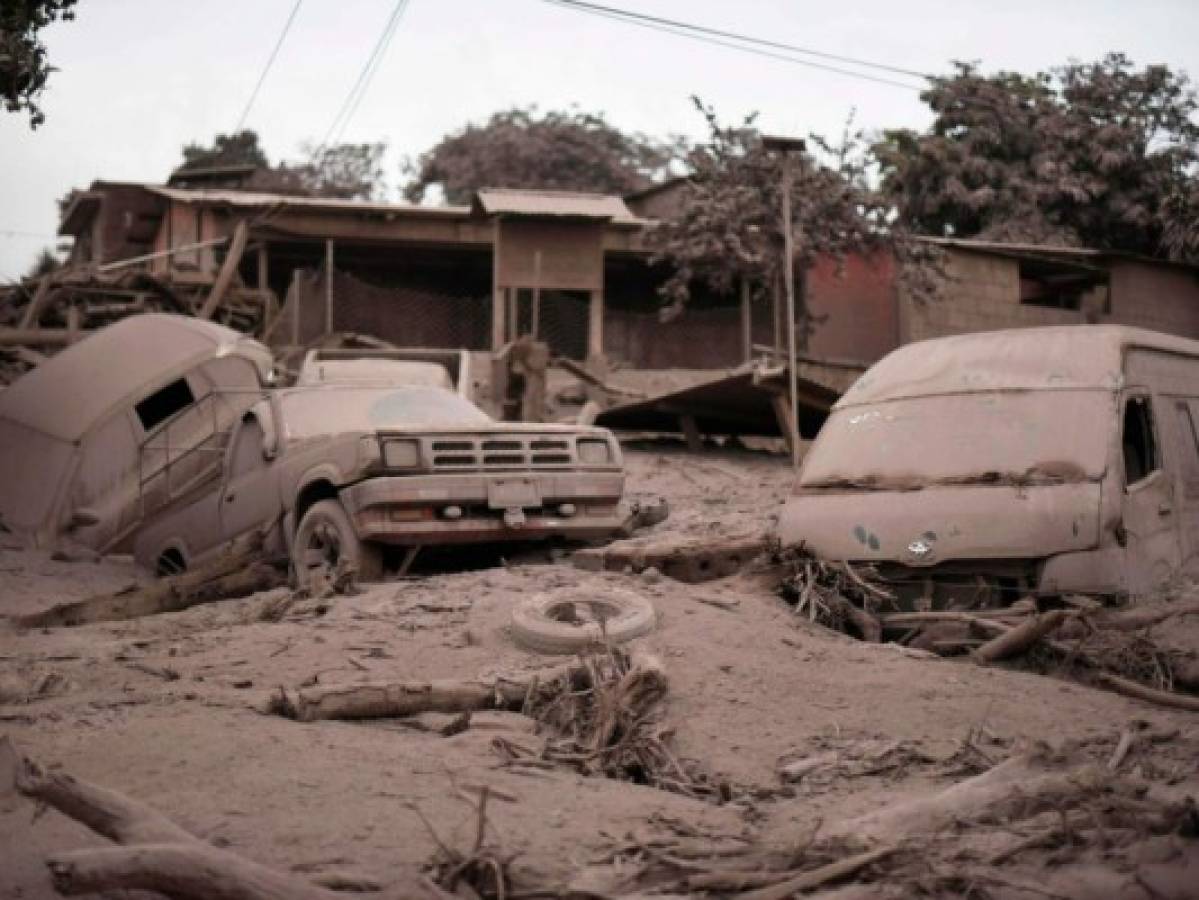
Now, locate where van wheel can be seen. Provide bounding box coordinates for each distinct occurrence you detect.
[293,499,383,590]
[156,548,186,577]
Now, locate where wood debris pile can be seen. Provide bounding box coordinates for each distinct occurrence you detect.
[520,646,722,800]
[574,744,1198,898]
[777,547,1199,713]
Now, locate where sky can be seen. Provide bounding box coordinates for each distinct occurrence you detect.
[2,0,1198,279]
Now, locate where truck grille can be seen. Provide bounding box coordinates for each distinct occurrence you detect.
[427,434,576,470]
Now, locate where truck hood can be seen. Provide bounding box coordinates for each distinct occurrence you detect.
[775,481,1102,565]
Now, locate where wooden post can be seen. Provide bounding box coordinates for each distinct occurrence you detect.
[507,288,518,342]
[491,219,505,350]
[289,268,300,347]
[531,250,542,339]
[587,288,604,360]
[740,276,752,363]
[256,244,269,293]
[65,305,81,344]
[198,220,248,319]
[18,277,54,329]
[323,239,334,336]
[779,158,801,472]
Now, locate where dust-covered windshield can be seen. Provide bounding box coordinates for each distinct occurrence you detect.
[280,386,490,439]
[800,390,1114,489]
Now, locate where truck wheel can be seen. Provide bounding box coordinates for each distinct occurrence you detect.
[510,588,656,654]
[293,499,384,589]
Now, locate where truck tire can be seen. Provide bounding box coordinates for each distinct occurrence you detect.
[293,499,384,589]
[510,588,656,654]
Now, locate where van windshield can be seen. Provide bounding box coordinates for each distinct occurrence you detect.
[281,386,490,439]
[800,390,1113,489]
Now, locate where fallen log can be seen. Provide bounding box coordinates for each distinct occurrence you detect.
[972,609,1070,663]
[823,754,1107,845]
[14,534,279,629]
[574,532,766,584]
[827,592,882,642]
[273,663,583,723]
[737,846,898,900]
[1092,597,1199,632]
[1095,672,1199,713]
[0,736,352,900]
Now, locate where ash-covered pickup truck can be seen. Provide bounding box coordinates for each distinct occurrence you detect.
[133,382,626,586]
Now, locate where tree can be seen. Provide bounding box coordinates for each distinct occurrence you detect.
[403,107,682,204]
[179,130,269,171]
[649,99,910,348]
[875,54,1199,262]
[1,0,76,128]
[286,141,387,201]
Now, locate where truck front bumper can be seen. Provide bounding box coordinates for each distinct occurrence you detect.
[340,471,626,545]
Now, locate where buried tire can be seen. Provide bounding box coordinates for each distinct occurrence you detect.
[292,499,384,590]
[511,588,657,654]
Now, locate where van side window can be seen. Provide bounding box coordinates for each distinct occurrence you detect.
[1122,396,1160,487]
[135,378,195,432]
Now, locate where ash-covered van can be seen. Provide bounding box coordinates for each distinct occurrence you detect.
[776,326,1199,600]
[0,315,272,552]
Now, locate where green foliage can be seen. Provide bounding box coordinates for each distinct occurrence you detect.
[1,0,77,127]
[180,130,270,171]
[649,99,899,342]
[289,141,387,201]
[403,106,683,204]
[876,54,1199,261]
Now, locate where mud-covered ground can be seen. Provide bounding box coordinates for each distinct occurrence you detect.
[2,445,1198,898]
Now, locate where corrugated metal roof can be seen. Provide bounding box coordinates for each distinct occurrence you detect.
[473,189,640,223]
[146,186,471,217]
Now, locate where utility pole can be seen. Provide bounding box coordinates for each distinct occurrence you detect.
[762,135,806,471]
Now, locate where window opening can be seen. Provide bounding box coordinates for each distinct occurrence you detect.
[135,378,195,432]
[1122,395,1159,486]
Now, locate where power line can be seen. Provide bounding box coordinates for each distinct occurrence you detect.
[331,0,410,145]
[541,0,930,88]
[234,0,304,133]
[319,0,410,150]
[0,228,59,240]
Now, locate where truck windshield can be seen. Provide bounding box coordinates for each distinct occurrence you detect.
[800,390,1113,489]
[281,386,490,438]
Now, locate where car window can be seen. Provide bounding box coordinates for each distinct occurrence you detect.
[229,417,266,479]
[1122,395,1160,487]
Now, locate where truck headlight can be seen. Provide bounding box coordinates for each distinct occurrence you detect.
[383,439,421,468]
[577,439,611,464]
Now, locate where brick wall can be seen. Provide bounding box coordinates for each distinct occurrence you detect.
[805,250,898,363]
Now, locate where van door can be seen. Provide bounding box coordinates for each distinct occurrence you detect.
[1119,391,1181,591]
[1168,398,1199,569]
[218,413,282,548]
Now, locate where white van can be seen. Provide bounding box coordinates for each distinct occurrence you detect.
[0,314,272,552]
[776,326,1199,599]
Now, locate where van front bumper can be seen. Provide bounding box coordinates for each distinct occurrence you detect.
[340,471,626,545]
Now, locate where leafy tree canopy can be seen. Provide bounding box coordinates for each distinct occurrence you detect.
[875,53,1199,261]
[648,98,931,345]
[176,132,387,201]
[1,0,76,128]
[179,130,269,171]
[403,106,683,204]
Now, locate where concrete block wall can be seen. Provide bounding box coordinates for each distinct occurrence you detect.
[902,249,1083,344]
[1105,261,1199,338]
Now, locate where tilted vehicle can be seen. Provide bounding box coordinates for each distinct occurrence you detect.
[0,314,272,552]
[133,382,626,584]
[776,325,1199,601]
